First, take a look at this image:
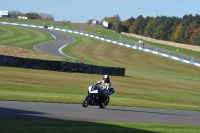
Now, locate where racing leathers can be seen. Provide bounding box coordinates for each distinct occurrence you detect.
[97,78,111,100]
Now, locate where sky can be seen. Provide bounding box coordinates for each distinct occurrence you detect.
[1,0,200,23]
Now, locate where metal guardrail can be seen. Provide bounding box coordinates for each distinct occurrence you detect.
[81,30,200,64]
[141,43,200,64]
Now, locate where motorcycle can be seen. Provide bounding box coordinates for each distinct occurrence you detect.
[82,83,115,109]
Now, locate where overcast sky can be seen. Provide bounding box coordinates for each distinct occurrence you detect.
[1,0,200,23]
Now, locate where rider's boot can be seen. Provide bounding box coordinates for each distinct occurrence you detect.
[103,94,108,104]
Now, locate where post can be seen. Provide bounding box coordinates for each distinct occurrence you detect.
[119,36,121,43]
[80,58,83,62]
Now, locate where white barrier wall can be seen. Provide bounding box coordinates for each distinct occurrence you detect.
[0,21,200,68]
[18,16,28,19]
[0,10,8,15]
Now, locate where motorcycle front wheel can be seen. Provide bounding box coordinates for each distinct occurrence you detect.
[82,95,91,108]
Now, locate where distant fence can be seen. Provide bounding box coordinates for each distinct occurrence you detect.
[83,30,200,65]
[122,32,200,52]
[141,44,200,64]
[0,55,125,76]
[0,21,200,68]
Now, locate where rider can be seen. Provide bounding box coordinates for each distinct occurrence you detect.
[97,74,111,102]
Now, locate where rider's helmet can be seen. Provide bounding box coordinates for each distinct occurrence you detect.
[103,74,109,82]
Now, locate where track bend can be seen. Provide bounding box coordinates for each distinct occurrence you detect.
[34,29,75,59]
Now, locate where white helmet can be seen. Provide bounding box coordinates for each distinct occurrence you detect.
[103,74,109,81]
[104,74,109,78]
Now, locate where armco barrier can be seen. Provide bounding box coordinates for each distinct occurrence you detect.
[0,55,125,76]
[1,21,200,68]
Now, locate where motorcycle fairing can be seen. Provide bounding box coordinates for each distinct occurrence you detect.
[88,85,98,93]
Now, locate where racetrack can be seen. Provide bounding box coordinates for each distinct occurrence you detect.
[1,28,199,126]
[0,101,200,125]
[34,29,76,59]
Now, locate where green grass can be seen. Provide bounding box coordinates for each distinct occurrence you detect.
[0,24,80,62]
[0,18,200,132]
[0,22,200,111]
[51,32,200,111]
[0,24,200,111]
[0,24,53,49]
[85,25,139,42]
[0,120,200,133]
[144,41,200,57]
[1,17,200,58]
[85,25,200,58]
[0,17,75,30]
[1,63,200,111]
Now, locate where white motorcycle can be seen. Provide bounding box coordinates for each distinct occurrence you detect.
[82,83,115,109]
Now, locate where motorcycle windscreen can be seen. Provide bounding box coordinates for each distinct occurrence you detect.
[90,90,98,93]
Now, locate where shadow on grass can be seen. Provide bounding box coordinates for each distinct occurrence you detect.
[0,107,161,133]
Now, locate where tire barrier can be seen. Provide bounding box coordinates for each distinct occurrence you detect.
[0,55,125,76]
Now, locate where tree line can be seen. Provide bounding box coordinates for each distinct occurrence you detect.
[96,14,200,46]
[8,10,54,21]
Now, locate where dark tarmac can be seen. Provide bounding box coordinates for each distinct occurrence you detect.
[0,101,199,125]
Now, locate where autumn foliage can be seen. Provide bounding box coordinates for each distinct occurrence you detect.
[101,14,200,46]
[189,28,200,44]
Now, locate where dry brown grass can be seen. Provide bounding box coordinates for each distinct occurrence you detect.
[0,45,63,61]
[122,32,200,52]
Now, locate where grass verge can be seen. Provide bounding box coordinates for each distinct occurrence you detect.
[0,21,200,111]
[0,66,200,111]
[0,120,200,133]
[0,24,53,49]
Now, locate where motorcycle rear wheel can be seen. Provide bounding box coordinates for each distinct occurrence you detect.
[82,95,91,108]
[99,96,110,109]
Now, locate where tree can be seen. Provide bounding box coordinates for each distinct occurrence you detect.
[87,19,94,25]
[115,22,122,33]
[121,20,129,32]
[193,32,200,46]
[145,19,155,37]
[121,17,135,32]
[101,13,200,45]
[186,21,199,44]
[127,17,135,24]
[8,10,23,17]
[153,22,169,40]
[189,28,200,44]
[169,17,181,40]
[171,23,182,42]
[101,15,122,32]
[8,10,55,21]
[129,18,140,34]
[25,12,41,19]
[39,13,54,21]
[179,14,197,44]
[129,15,146,35]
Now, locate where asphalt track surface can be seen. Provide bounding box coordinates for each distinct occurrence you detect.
[0,101,200,125]
[1,28,200,125]
[34,28,76,59]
